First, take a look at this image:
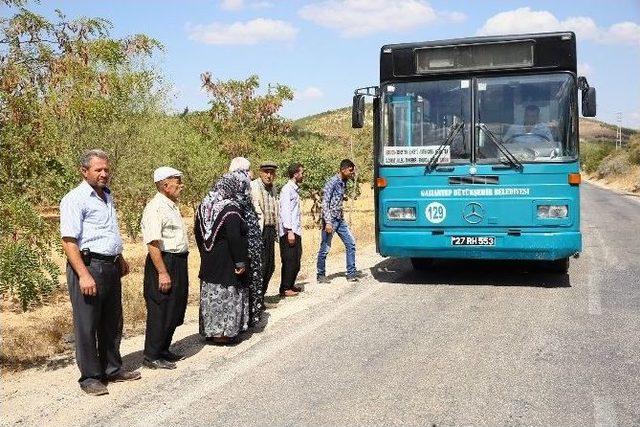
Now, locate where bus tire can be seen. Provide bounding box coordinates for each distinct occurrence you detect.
[410,258,433,271]
[548,257,570,274]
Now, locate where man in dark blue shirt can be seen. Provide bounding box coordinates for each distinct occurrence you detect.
[316,159,361,283]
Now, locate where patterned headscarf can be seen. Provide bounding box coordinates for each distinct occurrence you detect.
[196,169,264,324]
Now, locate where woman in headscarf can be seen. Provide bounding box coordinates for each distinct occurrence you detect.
[195,166,264,344]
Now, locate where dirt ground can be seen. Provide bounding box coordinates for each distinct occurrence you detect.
[0,186,375,372]
[584,165,640,194]
[0,239,385,426]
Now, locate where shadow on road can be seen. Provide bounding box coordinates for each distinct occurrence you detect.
[121,332,206,371]
[121,311,272,370]
[371,258,571,288]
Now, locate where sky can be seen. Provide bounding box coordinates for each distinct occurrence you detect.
[14,0,640,127]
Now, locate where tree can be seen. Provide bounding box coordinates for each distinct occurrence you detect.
[200,73,293,157]
[0,2,162,308]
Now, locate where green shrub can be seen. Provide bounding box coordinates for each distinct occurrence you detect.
[596,151,631,178]
[628,134,640,165]
[581,141,614,173]
[0,197,59,311]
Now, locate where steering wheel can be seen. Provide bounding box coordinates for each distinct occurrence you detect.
[505,132,551,144]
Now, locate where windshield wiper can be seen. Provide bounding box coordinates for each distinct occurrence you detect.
[425,121,464,174]
[477,123,523,171]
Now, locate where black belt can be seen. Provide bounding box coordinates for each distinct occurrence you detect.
[91,252,121,263]
[161,251,189,258]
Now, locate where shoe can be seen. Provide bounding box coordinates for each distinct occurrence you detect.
[352,270,367,278]
[279,289,299,297]
[80,379,109,396]
[206,336,237,346]
[291,285,304,293]
[143,358,177,370]
[161,350,185,362]
[107,369,143,381]
[317,275,329,284]
[346,276,359,282]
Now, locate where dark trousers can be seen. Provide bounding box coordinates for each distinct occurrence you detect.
[261,225,277,295]
[279,234,302,294]
[67,260,123,384]
[143,252,189,360]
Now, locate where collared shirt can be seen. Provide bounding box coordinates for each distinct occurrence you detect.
[322,174,347,223]
[279,179,302,237]
[250,178,279,230]
[141,192,189,254]
[60,180,124,256]
[503,123,554,143]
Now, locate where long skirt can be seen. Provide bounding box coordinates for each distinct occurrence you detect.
[199,280,250,338]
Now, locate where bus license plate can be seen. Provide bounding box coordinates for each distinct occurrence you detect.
[451,236,496,246]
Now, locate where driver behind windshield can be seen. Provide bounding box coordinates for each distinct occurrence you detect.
[503,105,553,143]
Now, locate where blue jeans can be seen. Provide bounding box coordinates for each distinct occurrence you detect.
[316,218,356,278]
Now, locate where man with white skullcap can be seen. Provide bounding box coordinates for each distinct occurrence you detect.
[228,157,251,173]
[140,166,190,370]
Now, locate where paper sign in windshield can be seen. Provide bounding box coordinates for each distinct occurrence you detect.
[384,146,451,165]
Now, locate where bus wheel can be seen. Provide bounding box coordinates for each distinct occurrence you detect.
[548,257,570,274]
[410,258,433,271]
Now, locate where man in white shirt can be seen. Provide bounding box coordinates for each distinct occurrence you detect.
[140,166,190,370]
[503,105,553,143]
[278,163,304,297]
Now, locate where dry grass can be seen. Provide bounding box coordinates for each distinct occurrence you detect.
[0,187,375,372]
[586,165,640,193]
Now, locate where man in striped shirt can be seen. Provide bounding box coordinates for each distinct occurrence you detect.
[250,162,279,296]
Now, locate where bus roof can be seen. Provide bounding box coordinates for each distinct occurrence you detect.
[380,31,575,51]
[380,32,576,81]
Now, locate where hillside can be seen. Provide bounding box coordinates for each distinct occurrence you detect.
[295,107,636,144]
[580,118,637,143]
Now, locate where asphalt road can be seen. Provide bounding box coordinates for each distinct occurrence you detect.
[4,183,639,426]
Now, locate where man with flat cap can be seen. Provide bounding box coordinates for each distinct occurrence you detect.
[250,162,279,296]
[140,166,190,369]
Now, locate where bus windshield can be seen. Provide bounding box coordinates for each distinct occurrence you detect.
[380,73,577,166]
[476,73,577,163]
[381,79,471,166]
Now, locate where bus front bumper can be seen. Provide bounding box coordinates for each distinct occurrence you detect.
[378,230,581,261]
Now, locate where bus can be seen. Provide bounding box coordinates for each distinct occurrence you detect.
[352,32,596,273]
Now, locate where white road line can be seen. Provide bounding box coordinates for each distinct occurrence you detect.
[583,222,615,316]
[593,395,617,427]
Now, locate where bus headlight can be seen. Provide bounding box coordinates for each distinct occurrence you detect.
[387,207,416,220]
[537,205,568,219]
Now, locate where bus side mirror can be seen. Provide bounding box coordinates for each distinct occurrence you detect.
[352,94,365,128]
[581,87,596,117]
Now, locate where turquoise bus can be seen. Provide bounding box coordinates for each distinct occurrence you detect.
[352,32,596,273]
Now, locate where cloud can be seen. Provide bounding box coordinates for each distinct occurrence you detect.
[577,62,593,77]
[298,0,465,38]
[219,0,274,11]
[187,18,298,45]
[607,21,640,46]
[295,86,324,100]
[251,1,274,9]
[220,0,244,11]
[438,10,467,24]
[477,8,640,47]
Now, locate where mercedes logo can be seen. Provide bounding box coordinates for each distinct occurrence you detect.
[462,202,484,224]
